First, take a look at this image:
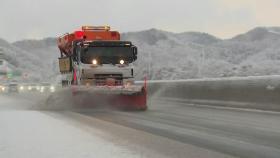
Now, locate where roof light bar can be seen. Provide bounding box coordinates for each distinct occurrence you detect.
[82,26,111,31]
[74,31,84,39]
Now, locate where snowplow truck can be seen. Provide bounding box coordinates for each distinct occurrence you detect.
[57,26,147,110]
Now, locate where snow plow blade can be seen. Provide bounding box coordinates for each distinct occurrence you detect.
[71,85,147,111]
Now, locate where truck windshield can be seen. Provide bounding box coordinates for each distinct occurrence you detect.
[81,47,135,64]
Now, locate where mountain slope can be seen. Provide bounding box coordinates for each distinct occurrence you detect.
[1,27,280,81]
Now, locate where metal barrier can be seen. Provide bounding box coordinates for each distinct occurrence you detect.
[142,76,280,111]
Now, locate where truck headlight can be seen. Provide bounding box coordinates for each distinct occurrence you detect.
[50,86,55,92]
[28,86,32,90]
[120,59,125,65]
[92,59,97,65]
[20,86,24,90]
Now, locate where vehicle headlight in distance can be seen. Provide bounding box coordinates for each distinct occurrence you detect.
[50,86,55,92]
[36,86,40,90]
[28,86,32,90]
[20,86,24,90]
[92,59,97,65]
[119,59,125,65]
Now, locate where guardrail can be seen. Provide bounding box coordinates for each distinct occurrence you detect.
[140,75,280,111]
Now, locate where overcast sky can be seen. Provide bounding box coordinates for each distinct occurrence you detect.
[1,0,280,42]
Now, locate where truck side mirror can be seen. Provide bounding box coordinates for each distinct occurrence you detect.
[133,47,138,61]
[72,54,77,62]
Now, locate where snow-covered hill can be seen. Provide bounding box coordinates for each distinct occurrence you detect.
[1,27,280,81]
[12,38,59,81]
[123,27,280,79]
[0,38,50,81]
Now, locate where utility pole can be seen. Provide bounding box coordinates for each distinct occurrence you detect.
[197,46,205,78]
[148,51,151,80]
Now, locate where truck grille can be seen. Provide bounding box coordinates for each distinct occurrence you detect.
[94,74,123,86]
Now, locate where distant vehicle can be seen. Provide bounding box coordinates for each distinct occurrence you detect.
[40,83,55,93]
[8,83,19,93]
[27,83,40,92]
[0,83,5,93]
[16,83,29,92]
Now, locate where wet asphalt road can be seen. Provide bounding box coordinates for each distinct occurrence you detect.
[78,99,280,158]
[0,94,233,158]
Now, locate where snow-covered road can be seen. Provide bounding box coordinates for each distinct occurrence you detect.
[0,110,141,158]
[0,94,232,158]
[0,94,141,158]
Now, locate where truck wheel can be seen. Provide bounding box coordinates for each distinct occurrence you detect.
[61,80,68,87]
